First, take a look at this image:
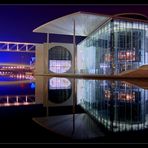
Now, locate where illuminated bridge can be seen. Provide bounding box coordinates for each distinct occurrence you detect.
[0,41,37,53]
[0,95,35,106]
[0,41,39,75]
[0,63,34,75]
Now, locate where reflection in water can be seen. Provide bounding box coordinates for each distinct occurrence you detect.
[0,95,35,106]
[48,77,72,104]
[49,77,71,89]
[0,75,36,106]
[33,113,105,139]
[1,74,148,139]
[77,79,148,132]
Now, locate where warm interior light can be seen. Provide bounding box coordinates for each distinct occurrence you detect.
[49,60,71,73]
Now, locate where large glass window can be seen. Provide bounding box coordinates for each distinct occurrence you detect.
[49,46,72,73]
[77,19,148,75]
[113,20,148,74]
[77,22,111,75]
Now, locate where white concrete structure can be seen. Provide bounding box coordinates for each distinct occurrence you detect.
[35,76,74,108]
[35,42,73,75]
[33,12,110,75]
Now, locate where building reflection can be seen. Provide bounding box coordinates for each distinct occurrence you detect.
[35,76,73,108]
[2,74,148,134]
[77,79,148,132]
[35,76,148,133]
[48,77,72,104]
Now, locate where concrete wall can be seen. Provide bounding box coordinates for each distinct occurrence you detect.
[35,76,46,104]
[35,42,74,75]
[35,44,44,74]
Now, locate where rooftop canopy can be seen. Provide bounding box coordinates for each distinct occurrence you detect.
[33,11,110,36]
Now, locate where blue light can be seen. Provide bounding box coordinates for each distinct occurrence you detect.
[30,57,35,65]
[30,82,35,89]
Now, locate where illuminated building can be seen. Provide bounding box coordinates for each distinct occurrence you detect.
[34,12,148,75]
[77,13,148,75]
[33,12,148,132]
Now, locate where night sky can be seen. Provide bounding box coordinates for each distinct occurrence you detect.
[0,4,148,43]
[0,52,34,64]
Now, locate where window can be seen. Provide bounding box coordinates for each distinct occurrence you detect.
[49,46,72,73]
[49,60,71,73]
[49,77,71,89]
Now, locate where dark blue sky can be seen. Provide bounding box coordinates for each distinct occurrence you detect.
[0,52,34,64]
[0,4,148,43]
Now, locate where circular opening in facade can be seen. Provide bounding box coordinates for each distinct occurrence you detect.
[49,46,72,73]
[48,77,72,104]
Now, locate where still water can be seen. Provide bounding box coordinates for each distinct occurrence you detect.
[0,75,148,140]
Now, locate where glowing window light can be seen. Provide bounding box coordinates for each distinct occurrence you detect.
[49,60,71,73]
[49,77,71,89]
[118,51,136,61]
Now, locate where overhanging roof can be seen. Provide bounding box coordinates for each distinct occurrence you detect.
[33,11,110,36]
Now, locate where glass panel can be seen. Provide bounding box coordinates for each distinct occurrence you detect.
[77,79,148,132]
[77,22,111,75]
[114,20,147,74]
[77,19,148,75]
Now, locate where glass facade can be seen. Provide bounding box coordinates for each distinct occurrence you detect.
[77,18,148,75]
[49,46,72,73]
[77,79,148,132]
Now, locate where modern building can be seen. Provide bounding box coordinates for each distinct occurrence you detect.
[77,13,148,75]
[32,11,148,133]
[33,11,148,75]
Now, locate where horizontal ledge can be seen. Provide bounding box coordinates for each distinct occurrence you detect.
[34,73,148,80]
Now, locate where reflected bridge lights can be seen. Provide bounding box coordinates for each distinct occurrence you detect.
[0,95,35,106]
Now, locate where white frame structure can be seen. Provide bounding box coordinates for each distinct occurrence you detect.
[0,41,38,53]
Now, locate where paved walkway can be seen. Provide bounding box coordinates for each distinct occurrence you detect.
[33,113,105,140]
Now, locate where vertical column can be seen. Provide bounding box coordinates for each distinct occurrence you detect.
[16,96,18,103]
[110,20,115,75]
[109,80,115,132]
[47,33,49,43]
[16,43,19,51]
[125,22,127,71]
[26,44,28,51]
[73,19,76,74]
[7,43,9,51]
[6,96,9,103]
[131,22,133,71]
[25,96,28,102]
[72,19,76,134]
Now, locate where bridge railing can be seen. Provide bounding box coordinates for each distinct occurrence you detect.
[0,41,39,52]
[0,95,36,106]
